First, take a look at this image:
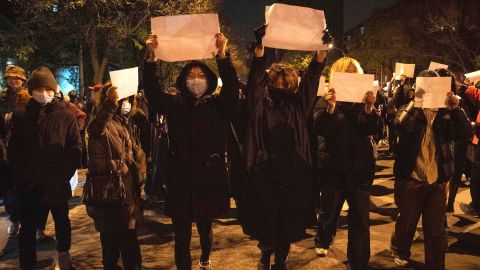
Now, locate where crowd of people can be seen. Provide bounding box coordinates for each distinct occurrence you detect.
[0,23,480,270]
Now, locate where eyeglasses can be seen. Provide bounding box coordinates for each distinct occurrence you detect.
[271,64,295,76]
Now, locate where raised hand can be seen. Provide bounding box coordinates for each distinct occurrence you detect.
[254,24,267,47]
[322,29,334,45]
[215,33,228,58]
[146,33,158,62]
[363,90,376,113]
[325,88,336,114]
[446,91,459,110]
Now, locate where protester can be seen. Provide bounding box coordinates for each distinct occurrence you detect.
[313,57,382,269]
[434,68,472,213]
[456,81,480,217]
[238,25,330,270]
[8,66,81,270]
[143,32,239,270]
[85,85,143,270]
[0,65,30,237]
[390,70,472,269]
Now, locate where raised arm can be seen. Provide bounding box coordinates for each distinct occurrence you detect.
[296,29,331,116]
[143,33,166,115]
[88,87,118,137]
[215,33,239,117]
[244,25,268,113]
[296,51,327,117]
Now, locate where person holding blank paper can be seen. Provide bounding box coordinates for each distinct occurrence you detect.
[391,70,472,269]
[86,84,143,270]
[239,24,330,270]
[144,32,239,270]
[313,57,382,270]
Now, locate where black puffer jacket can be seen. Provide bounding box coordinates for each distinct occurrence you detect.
[8,99,81,205]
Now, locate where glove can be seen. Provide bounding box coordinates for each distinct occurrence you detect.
[322,29,334,45]
[254,24,267,46]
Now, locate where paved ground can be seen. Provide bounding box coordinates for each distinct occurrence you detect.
[1,148,480,269]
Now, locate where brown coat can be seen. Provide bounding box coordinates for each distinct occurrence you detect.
[86,99,141,232]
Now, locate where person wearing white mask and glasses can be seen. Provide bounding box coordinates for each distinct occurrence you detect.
[8,66,81,270]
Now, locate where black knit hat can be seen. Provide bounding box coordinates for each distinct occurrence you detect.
[27,66,57,94]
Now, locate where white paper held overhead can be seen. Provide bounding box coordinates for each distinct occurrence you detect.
[263,4,327,51]
[465,70,480,83]
[109,67,139,100]
[151,14,220,62]
[428,61,448,71]
[394,63,415,78]
[414,77,451,109]
[330,72,375,103]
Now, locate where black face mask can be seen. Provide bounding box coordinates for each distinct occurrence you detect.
[269,86,291,104]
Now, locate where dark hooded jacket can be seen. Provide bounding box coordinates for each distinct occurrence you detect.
[143,56,239,221]
[8,99,81,205]
[240,55,325,245]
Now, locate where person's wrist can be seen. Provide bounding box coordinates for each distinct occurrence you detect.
[327,104,335,114]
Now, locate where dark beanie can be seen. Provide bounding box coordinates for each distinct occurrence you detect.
[27,66,57,94]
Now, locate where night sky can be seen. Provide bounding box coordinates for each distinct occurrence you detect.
[217,0,398,41]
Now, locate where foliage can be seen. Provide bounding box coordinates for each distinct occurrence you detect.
[346,0,480,75]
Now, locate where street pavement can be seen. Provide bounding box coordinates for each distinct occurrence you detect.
[1,148,480,269]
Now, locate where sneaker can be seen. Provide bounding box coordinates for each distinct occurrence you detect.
[315,247,329,257]
[57,251,75,270]
[36,229,47,241]
[199,260,211,270]
[7,221,19,236]
[460,203,480,217]
[392,254,409,267]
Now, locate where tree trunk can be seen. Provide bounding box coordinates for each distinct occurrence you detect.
[79,44,85,97]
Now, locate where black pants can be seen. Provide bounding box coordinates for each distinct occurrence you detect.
[387,117,396,152]
[470,162,480,211]
[447,140,469,211]
[315,184,371,270]
[100,229,141,270]
[391,179,446,270]
[17,186,71,269]
[37,207,49,231]
[172,218,213,270]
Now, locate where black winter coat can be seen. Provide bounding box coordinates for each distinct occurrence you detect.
[8,99,81,205]
[394,104,473,182]
[240,55,325,245]
[143,56,239,221]
[314,102,382,187]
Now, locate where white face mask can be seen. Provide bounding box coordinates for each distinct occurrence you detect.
[121,101,131,115]
[32,91,54,105]
[186,78,208,98]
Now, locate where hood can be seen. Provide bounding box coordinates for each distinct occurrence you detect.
[176,61,218,98]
